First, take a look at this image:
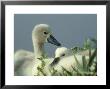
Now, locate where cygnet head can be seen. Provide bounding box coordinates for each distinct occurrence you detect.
[55,47,72,58]
[32,24,61,46]
[50,47,72,66]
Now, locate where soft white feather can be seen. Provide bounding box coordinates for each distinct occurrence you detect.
[14,24,61,76]
[50,47,93,73]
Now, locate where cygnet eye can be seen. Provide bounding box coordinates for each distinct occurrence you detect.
[61,54,65,57]
[44,31,48,35]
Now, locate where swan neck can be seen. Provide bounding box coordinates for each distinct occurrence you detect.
[33,40,45,59]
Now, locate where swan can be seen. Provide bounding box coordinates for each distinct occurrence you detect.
[50,47,96,75]
[32,47,96,76]
[14,24,61,76]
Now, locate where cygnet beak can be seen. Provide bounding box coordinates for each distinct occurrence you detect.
[50,57,60,67]
[47,35,61,46]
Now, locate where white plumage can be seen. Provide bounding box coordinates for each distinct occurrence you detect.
[50,47,91,73]
[14,24,61,76]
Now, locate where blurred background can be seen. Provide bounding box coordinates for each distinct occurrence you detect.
[14,14,97,57]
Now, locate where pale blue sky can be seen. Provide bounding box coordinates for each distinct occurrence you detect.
[14,14,97,57]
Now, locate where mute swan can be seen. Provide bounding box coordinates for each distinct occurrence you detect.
[14,24,61,76]
[50,47,96,74]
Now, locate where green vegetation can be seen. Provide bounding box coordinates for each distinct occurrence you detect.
[35,38,97,76]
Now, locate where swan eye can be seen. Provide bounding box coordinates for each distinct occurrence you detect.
[44,32,48,35]
[61,54,65,57]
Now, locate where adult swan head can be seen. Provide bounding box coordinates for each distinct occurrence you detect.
[32,24,61,58]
